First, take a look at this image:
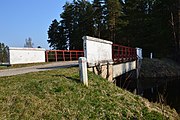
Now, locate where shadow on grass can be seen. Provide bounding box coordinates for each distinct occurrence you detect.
[37,64,78,70]
[52,74,80,83]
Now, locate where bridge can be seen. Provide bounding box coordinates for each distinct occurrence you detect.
[45,36,142,81]
[0,36,142,81]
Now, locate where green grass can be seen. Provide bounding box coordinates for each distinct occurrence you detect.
[0,67,179,119]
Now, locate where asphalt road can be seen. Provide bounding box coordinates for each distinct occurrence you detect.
[0,61,78,77]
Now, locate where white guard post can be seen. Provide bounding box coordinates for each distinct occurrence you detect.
[78,57,88,86]
[150,52,153,59]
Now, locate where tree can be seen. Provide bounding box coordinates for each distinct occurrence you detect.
[93,0,106,38]
[47,19,67,50]
[177,0,180,61]
[24,37,34,48]
[105,0,122,42]
[60,1,94,50]
[47,0,180,61]
[143,0,180,58]
[0,42,9,63]
[171,0,180,61]
[121,0,174,57]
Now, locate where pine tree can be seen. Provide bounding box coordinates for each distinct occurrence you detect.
[60,0,94,50]
[105,0,122,42]
[93,0,106,38]
[60,2,74,49]
[47,19,67,50]
[0,43,8,63]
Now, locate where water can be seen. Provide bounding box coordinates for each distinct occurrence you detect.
[139,78,180,113]
[115,75,180,113]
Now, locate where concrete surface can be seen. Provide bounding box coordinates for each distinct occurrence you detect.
[0,61,78,77]
[113,61,136,78]
[83,36,113,66]
[9,47,46,64]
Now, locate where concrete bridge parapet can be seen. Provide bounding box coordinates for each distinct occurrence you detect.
[82,36,113,67]
[83,36,140,81]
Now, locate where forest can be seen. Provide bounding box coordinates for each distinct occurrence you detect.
[47,0,180,62]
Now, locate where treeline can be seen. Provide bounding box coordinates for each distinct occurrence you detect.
[0,43,9,63]
[47,0,180,61]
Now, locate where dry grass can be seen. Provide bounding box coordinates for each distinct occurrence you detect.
[0,67,179,119]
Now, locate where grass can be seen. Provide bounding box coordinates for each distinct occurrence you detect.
[0,67,179,119]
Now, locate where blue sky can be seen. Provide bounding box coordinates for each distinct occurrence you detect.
[0,0,72,49]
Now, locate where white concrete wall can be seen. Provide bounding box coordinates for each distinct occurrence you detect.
[9,47,46,64]
[136,48,143,59]
[113,61,136,78]
[83,36,113,66]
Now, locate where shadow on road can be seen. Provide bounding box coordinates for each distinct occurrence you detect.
[37,64,78,70]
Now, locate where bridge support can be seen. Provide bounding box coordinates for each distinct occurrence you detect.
[88,60,137,82]
[88,62,113,82]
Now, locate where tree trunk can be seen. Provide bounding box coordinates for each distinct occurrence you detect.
[172,0,180,62]
[177,1,180,62]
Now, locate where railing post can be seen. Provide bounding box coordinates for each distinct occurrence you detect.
[76,51,78,60]
[150,53,153,59]
[70,51,72,61]
[63,51,65,61]
[55,51,58,62]
[46,51,49,62]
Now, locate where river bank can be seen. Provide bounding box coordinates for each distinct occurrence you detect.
[138,58,180,114]
[140,58,180,78]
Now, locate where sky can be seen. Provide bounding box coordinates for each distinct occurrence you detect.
[0,0,72,49]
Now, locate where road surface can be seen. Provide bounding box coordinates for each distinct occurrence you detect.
[0,61,78,77]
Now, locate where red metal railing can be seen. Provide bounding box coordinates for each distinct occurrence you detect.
[45,50,84,62]
[112,44,137,63]
[45,45,136,63]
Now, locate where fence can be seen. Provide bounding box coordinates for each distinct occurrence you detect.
[112,44,137,63]
[45,50,84,62]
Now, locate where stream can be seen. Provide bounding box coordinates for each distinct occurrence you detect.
[139,78,180,113]
[116,75,180,113]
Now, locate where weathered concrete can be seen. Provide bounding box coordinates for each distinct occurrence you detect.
[88,62,113,81]
[113,61,136,78]
[136,48,143,59]
[88,61,136,81]
[9,47,46,64]
[83,36,113,66]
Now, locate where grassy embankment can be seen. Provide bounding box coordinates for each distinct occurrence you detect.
[0,67,179,119]
[140,58,180,78]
